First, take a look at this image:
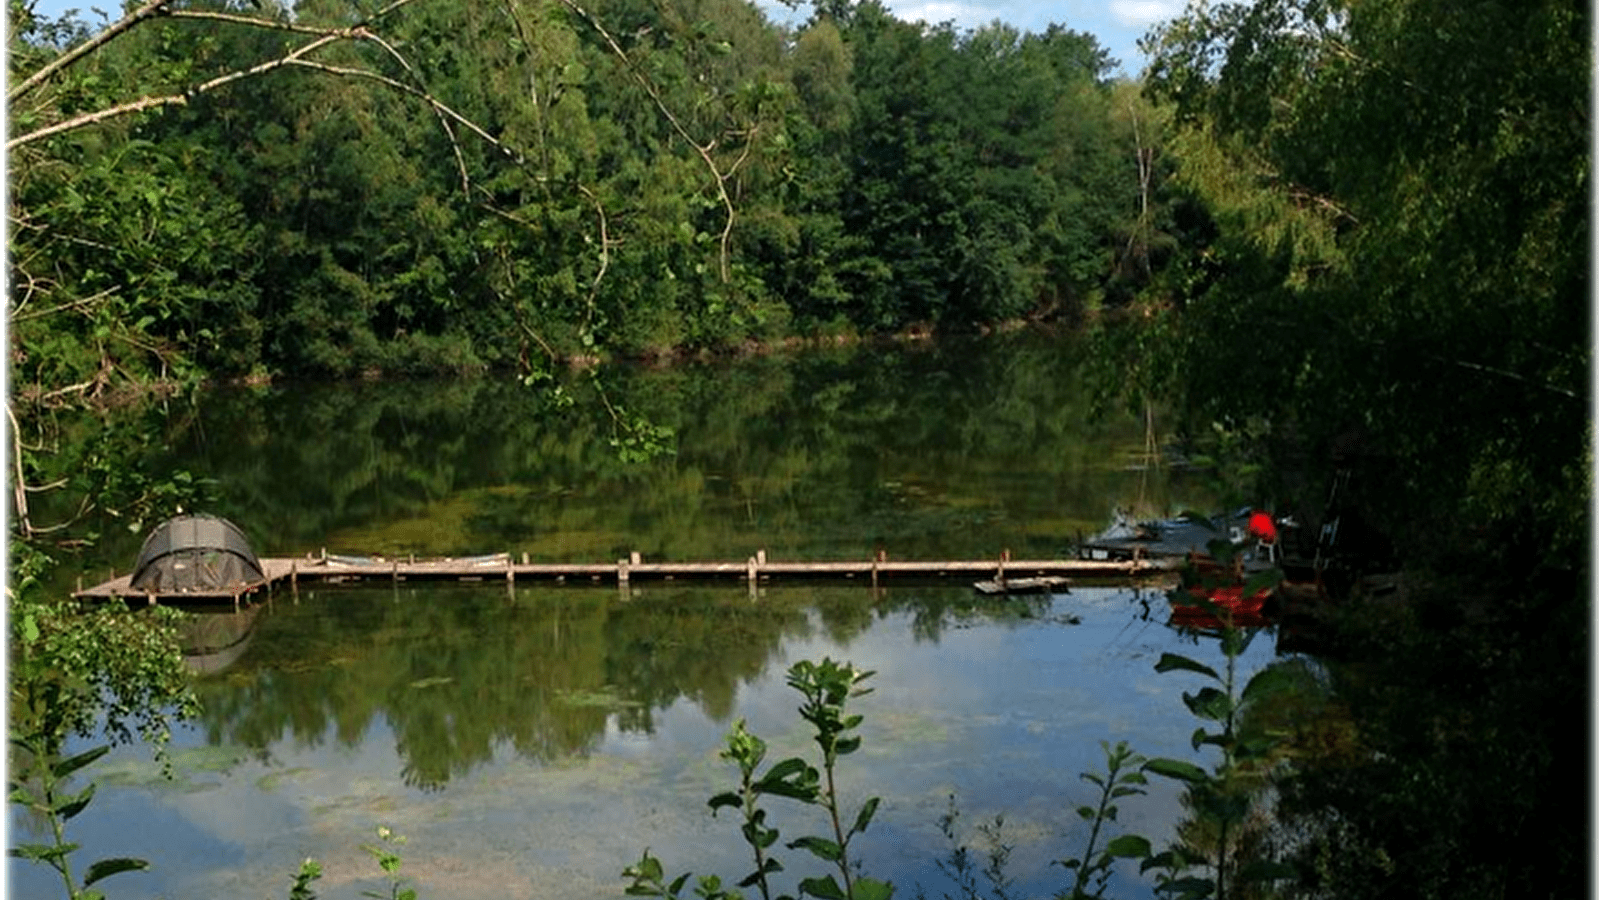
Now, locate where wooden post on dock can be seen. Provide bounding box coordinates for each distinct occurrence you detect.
[618,556,630,588]
[506,553,515,586]
[998,549,1009,589]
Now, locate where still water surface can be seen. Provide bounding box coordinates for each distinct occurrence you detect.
[13,333,1290,899]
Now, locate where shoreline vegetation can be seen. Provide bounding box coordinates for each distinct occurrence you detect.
[8,0,1587,896]
[10,315,1069,404]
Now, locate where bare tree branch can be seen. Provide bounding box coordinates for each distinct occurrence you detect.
[8,404,33,538]
[7,0,442,151]
[357,29,474,193]
[281,57,525,165]
[9,0,176,104]
[577,184,616,331]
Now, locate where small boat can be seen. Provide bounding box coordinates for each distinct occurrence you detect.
[1080,507,1282,566]
[972,575,1070,596]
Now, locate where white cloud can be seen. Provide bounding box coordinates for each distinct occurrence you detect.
[1109,0,1188,28]
[888,1,1001,28]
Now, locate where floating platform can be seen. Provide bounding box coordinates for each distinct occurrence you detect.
[972,575,1072,596]
[73,550,1181,604]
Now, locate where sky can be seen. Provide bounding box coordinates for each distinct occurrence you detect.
[756,0,1189,77]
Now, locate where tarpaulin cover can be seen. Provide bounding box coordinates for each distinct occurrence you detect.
[130,515,266,593]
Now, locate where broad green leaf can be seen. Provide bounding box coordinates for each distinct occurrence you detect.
[798,875,846,900]
[788,836,842,862]
[1105,834,1152,858]
[1144,757,1208,783]
[83,857,150,887]
[1076,805,1096,821]
[763,758,810,782]
[1241,666,1298,705]
[854,876,894,900]
[1110,785,1146,798]
[708,792,742,813]
[10,841,78,863]
[56,782,96,820]
[757,759,818,800]
[851,796,880,835]
[1154,653,1218,681]
[1182,688,1231,722]
[53,745,110,779]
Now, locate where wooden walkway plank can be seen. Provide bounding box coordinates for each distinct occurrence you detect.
[73,552,1182,602]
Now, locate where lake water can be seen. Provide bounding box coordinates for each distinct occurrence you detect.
[11,332,1291,900]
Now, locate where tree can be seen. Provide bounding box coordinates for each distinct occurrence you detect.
[1136,2,1589,896]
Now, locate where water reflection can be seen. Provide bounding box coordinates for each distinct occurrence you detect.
[14,583,1293,900]
[193,584,1095,790]
[179,603,262,676]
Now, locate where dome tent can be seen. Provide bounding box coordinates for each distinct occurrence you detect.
[130,514,266,594]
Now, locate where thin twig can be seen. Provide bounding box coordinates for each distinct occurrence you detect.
[9,288,121,323]
[557,0,739,281]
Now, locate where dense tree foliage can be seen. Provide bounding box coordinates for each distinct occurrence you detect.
[8,0,1152,392]
[1132,1,1589,897]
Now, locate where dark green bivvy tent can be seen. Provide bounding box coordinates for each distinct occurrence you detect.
[130,514,266,594]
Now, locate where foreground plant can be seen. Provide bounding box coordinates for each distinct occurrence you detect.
[625,657,892,900]
[1137,624,1298,900]
[1056,741,1154,900]
[9,568,199,900]
[8,739,150,900]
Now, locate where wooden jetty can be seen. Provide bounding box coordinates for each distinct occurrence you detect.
[73,549,1181,604]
